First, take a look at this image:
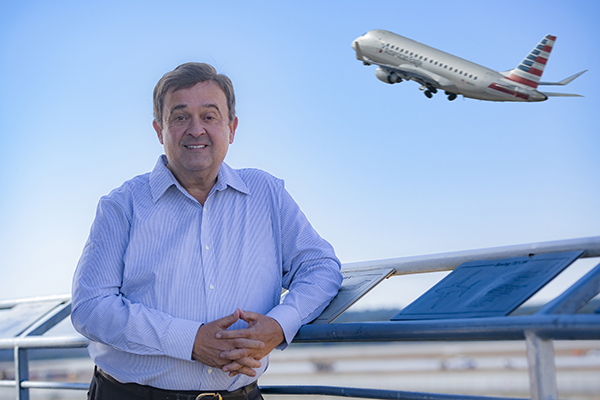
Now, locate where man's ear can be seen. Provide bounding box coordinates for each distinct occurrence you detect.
[229,116,238,144]
[153,120,164,145]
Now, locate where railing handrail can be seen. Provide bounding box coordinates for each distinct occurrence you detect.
[296,314,600,343]
[2,313,599,352]
[0,294,71,308]
[1,237,598,306]
[0,335,87,350]
[343,235,600,275]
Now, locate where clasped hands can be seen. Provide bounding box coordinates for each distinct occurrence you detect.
[192,309,284,377]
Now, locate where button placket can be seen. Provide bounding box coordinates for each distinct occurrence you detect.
[201,200,217,297]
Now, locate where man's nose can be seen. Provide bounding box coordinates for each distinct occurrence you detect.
[187,116,206,136]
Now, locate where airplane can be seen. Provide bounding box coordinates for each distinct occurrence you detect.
[351,30,587,102]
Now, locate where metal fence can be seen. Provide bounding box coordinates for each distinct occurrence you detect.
[1,236,599,400]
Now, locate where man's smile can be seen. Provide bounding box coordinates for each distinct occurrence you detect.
[185,145,207,149]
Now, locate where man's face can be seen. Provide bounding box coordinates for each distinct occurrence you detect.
[153,81,237,185]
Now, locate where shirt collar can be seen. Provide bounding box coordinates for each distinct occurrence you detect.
[149,155,250,203]
[213,161,250,196]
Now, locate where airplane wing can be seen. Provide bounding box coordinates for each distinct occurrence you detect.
[373,61,457,92]
[396,64,457,91]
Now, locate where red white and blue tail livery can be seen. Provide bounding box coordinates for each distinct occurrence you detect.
[352,30,586,102]
[506,34,556,89]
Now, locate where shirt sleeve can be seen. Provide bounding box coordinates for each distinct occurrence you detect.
[266,186,343,347]
[70,196,202,361]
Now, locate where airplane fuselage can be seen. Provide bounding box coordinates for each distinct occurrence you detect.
[353,30,549,102]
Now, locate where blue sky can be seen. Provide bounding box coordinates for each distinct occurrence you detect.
[1,0,598,310]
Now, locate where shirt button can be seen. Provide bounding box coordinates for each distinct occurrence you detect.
[209,285,215,290]
[208,368,213,374]
[204,245,209,251]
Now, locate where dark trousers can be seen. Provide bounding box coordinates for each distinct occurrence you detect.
[88,367,264,400]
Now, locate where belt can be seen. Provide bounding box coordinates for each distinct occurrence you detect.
[96,367,259,400]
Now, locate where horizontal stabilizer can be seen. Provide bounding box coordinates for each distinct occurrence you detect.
[541,92,583,97]
[539,70,587,85]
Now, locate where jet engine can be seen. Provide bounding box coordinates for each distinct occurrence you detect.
[375,67,402,84]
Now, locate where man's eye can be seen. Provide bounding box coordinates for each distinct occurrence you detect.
[170,115,187,124]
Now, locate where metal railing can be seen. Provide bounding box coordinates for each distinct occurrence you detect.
[1,236,599,400]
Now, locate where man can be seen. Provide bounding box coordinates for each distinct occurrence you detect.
[71,62,342,400]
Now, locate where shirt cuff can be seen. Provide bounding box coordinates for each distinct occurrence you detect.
[162,317,203,360]
[266,304,302,350]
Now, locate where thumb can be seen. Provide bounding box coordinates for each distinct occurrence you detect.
[217,309,241,330]
[238,309,260,325]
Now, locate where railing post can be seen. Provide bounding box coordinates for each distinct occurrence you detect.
[525,331,558,400]
[14,346,30,400]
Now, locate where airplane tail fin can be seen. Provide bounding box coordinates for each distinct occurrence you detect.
[506,34,557,89]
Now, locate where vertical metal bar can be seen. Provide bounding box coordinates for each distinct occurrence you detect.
[14,346,30,400]
[525,331,558,400]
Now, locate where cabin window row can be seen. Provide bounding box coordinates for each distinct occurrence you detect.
[385,44,478,80]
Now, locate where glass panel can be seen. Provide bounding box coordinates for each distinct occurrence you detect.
[0,300,63,338]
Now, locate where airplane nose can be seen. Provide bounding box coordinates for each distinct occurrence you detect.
[352,40,358,51]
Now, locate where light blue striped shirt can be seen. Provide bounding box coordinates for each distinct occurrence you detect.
[71,155,342,391]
